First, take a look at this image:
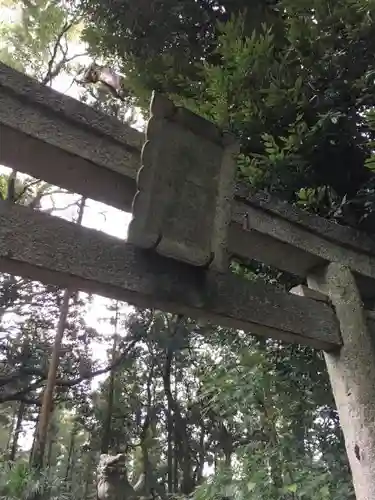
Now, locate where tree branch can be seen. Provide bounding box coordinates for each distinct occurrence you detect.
[0,339,139,402]
[41,16,83,86]
[0,379,44,404]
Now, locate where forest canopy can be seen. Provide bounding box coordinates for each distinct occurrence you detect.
[80,0,375,227]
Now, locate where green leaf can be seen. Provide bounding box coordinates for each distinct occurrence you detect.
[247,481,257,492]
[286,483,298,493]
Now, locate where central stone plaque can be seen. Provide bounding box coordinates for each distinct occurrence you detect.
[127,93,239,271]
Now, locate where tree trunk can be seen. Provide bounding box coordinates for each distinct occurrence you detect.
[5,404,17,458]
[195,423,205,484]
[101,303,119,454]
[29,414,39,465]
[166,404,173,494]
[32,291,70,469]
[6,169,17,202]
[46,412,57,471]
[162,317,194,495]
[65,422,77,483]
[219,423,233,471]
[9,401,25,461]
[83,459,93,500]
[83,437,94,500]
[32,198,86,470]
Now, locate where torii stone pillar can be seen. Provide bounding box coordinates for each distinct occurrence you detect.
[307,263,375,500]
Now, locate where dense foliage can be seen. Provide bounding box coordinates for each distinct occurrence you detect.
[81,0,375,227]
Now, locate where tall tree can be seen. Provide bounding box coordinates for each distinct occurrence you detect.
[100,301,120,454]
[32,197,86,470]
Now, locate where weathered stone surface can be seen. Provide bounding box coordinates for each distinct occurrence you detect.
[0,62,141,212]
[0,91,140,180]
[228,217,323,277]
[128,92,239,270]
[308,264,375,500]
[289,284,329,303]
[0,62,142,151]
[0,202,341,350]
[0,125,136,212]
[235,184,375,257]
[232,195,375,284]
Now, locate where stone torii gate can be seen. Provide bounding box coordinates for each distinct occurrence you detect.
[0,62,375,499]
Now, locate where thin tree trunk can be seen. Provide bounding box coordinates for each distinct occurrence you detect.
[268,431,283,494]
[165,335,174,495]
[195,423,205,484]
[138,361,156,497]
[166,404,173,494]
[46,411,57,472]
[173,426,179,493]
[5,404,17,458]
[32,197,86,470]
[173,362,179,493]
[101,303,119,454]
[220,423,233,480]
[6,339,28,461]
[83,458,92,500]
[162,316,194,495]
[9,401,26,461]
[32,291,70,469]
[65,422,77,488]
[6,169,17,202]
[29,414,40,465]
[83,439,95,500]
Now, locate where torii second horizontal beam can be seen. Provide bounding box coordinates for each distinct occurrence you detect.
[0,201,341,351]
